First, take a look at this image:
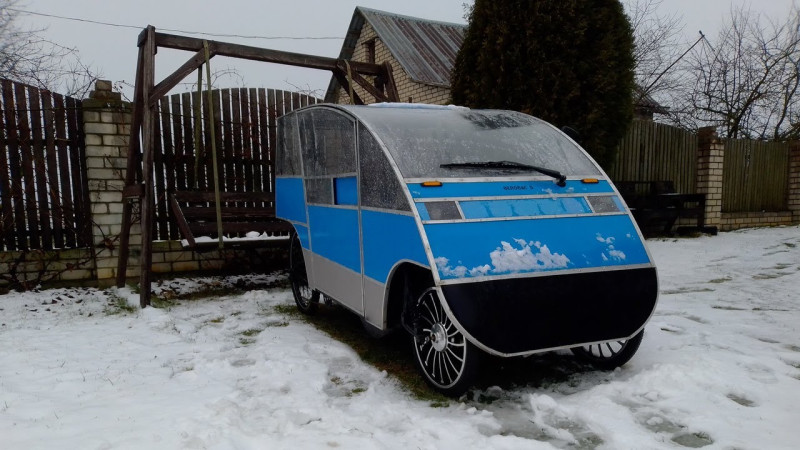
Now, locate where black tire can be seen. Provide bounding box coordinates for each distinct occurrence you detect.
[289,233,319,315]
[410,287,480,397]
[571,329,644,370]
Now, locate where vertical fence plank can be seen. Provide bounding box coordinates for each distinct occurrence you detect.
[14,83,40,249]
[220,89,234,195]
[249,88,261,196]
[181,92,196,190]
[53,94,77,248]
[267,89,279,198]
[239,88,252,204]
[0,83,13,251]
[28,86,53,250]
[171,94,187,193]
[159,98,178,239]
[3,80,25,250]
[258,88,270,195]
[152,98,168,240]
[64,96,90,247]
[41,90,64,249]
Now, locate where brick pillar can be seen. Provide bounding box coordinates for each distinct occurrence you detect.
[696,127,724,228]
[789,142,800,224]
[83,80,140,283]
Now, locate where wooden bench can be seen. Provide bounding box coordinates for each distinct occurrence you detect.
[169,191,293,250]
[615,181,715,235]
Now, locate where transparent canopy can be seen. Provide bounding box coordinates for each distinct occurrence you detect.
[342,105,601,179]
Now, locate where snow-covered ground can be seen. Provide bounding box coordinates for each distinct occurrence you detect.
[1,226,799,449]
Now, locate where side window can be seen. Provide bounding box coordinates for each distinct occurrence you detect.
[358,124,410,211]
[276,114,301,176]
[298,109,356,205]
[299,109,356,177]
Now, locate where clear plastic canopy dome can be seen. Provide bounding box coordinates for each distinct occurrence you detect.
[342,104,601,179]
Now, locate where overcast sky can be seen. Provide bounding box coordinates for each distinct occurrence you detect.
[13,0,799,99]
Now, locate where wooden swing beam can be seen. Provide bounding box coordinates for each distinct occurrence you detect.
[117,26,400,307]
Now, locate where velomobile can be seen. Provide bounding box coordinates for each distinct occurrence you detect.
[275,103,658,395]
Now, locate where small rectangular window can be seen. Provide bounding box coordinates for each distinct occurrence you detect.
[364,39,376,64]
[588,196,621,213]
[425,201,462,221]
[306,178,333,205]
[276,114,302,176]
[334,176,358,205]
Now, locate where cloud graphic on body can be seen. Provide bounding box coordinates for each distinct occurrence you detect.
[435,239,570,278]
[597,233,626,261]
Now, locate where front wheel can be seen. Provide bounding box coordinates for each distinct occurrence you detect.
[410,287,480,396]
[571,329,644,370]
[289,233,319,315]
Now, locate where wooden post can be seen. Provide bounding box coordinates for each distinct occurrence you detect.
[139,25,157,308]
[116,44,146,288]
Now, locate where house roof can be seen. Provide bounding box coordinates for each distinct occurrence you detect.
[324,7,466,101]
[325,7,665,114]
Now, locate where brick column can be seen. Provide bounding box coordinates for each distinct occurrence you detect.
[696,127,724,228]
[82,80,140,283]
[789,142,800,224]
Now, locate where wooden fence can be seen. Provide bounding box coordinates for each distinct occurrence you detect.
[608,120,698,194]
[721,139,790,212]
[152,88,319,240]
[0,79,90,251]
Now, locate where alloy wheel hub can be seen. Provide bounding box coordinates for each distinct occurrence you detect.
[429,323,447,352]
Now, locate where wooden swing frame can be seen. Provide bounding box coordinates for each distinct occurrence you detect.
[117,26,400,307]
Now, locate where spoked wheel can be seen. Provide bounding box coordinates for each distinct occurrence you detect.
[571,329,644,370]
[411,287,480,396]
[289,233,319,315]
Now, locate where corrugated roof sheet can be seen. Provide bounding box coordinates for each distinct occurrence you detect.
[324,7,466,101]
[358,7,466,87]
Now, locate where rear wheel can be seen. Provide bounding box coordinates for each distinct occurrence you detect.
[571,329,644,370]
[289,233,319,315]
[410,287,480,396]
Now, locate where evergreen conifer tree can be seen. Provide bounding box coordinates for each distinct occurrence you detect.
[451,0,635,168]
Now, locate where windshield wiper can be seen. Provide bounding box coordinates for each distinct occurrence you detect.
[440,161,567,187]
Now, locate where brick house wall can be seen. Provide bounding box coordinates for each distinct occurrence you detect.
[333,23,452,106]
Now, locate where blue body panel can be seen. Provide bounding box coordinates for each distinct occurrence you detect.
[425,215,648,280]
[307,205,361,273]
[276,177,307,224]
[362,210,428,283]
[408,180,614,199]
[334,176,358,205]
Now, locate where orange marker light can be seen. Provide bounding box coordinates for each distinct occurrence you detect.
[421,181,443,187]
[581,178,600,184]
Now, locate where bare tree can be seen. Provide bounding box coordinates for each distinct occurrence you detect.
[624,0,687,103]
[0,0,97,97]
[674,5,800,140]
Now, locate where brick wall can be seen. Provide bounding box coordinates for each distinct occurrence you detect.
[695,127,724,228]
[789,143,800,224]
[82,80,139,282]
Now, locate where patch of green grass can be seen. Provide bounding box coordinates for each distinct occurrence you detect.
[241,328,262,337]
[239,337,256,346]
[350,387,367,396]
[103,296,137,315]
[206,316,225,324]
[150,297,180,309]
